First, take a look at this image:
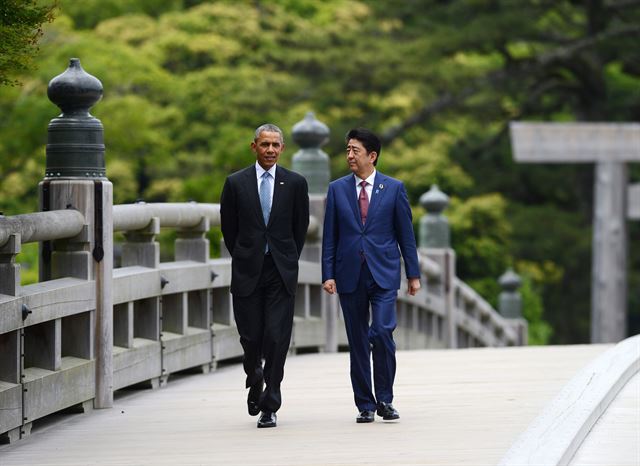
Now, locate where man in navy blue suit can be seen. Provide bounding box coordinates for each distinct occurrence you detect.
[322,128,421,423]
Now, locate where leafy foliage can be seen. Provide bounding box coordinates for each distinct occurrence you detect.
[0,0,57,86]
[2,0,639,343]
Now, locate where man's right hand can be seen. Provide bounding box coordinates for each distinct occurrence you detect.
[322,279,336,295]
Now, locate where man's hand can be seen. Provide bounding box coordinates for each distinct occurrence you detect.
[323,279,337,295]
[407,278,421,296]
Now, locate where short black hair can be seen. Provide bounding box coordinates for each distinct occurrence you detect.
[346,128,381,166]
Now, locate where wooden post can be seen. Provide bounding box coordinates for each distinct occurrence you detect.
[0,233,21,297]
[510,122,640,343]
[591,162,628,342]
[422,249,457,348]
[628,183,640,220]
[44,59,113,407]
[419,186,457,348]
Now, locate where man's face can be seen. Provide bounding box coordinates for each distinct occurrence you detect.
[252,131,284,170]
[346,138,376,177]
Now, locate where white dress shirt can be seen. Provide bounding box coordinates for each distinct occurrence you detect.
[256,162,276,204]
[355,169,376,202]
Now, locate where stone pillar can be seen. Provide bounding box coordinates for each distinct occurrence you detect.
[419,186,456,348]
[42,58,113,408]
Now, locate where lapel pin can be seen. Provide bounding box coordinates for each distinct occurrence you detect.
[279,181,284,185]
[375,189,379,194]
[379,184,384,189]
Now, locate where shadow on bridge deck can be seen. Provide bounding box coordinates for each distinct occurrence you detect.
[0,344,636,466]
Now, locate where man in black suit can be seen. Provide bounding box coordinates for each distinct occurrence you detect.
[220,123,309,428]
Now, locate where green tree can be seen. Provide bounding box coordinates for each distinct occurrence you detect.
[0,0,57,86]
[3,0,638,343]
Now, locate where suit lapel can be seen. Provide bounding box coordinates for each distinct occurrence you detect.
[343,175,362,228]
[364,172,386,230]
[244,166,264,225]
[267,166,286,228]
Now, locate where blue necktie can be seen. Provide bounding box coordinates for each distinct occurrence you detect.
[259,171,272,225]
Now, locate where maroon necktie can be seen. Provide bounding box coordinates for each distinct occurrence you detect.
[359,180,369,224]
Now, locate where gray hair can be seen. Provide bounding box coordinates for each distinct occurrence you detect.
[254,123,284,142]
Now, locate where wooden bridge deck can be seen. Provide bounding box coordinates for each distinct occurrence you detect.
[1,344,637,466]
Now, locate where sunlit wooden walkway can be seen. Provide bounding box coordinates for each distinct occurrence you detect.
[0,344,638,466]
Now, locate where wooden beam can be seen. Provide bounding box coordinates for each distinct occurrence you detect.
[510,121,638,343]
[510,122,640,163]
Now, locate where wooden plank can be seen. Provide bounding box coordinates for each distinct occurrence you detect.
[0,345,617,466]
[0,381,22,434]
[158,262,212,294]
[510,122,640,162]
[112,339,161,390]
[292,317,324,351]
[0,278,95,334]
[162,328,212,374]
[112,267,160,304]
[211,323,243,362]
[22,357,94,423]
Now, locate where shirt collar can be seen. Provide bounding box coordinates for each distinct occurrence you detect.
[256,162,277,179]
[355,169,376,187]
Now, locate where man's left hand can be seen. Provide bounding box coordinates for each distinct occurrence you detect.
[407,278,421,296]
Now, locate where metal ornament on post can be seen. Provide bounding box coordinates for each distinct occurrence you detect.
[42,58,114,408]
[498,268,523,319]
[498,268,527,345]
[291,111,330,195]
[419,185,450,248]
[46,58,106,180]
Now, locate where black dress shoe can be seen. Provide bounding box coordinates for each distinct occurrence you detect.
[247,381,263,416]
[376,402,400,420]
[257,411,277,428]
[356,410,375,423]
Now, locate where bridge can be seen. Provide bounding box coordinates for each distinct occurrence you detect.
[0,60,638,465]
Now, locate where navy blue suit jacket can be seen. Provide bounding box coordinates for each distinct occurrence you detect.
[322,172,420,294]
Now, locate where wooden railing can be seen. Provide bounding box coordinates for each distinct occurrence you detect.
[0,201,525,444]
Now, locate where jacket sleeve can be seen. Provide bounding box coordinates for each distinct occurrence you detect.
[321,184,337,282]
[393,182,421,279]
[293,176,310,257]
[220,177,238,256]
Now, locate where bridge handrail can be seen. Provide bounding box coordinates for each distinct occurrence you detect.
[0,200,524,444]
[498,334,640,466]
[113,202,220,231]
[0,210,85,247]
[112,202,320,238]
[454,278,519,342]
[418,251,442,279]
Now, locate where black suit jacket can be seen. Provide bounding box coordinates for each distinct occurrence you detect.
[220,165,309,297]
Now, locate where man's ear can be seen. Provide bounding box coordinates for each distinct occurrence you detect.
[369,151,378,163]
